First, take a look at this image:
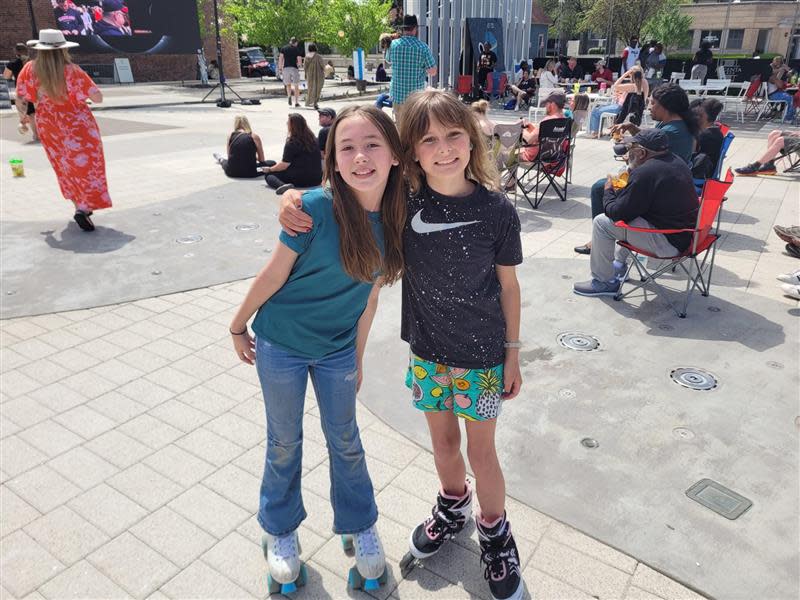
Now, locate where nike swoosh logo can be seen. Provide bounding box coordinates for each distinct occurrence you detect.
[410,210,480,234]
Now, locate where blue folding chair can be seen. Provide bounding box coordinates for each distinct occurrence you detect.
[694,125,734,195]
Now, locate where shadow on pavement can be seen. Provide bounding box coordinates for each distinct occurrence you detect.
[42,225,136,254]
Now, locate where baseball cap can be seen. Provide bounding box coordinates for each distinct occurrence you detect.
[543,89,567,108]
[613,128,669,156]
[402,15,418,30]
[102,0,125,12]
[317,107,336,119]
[595,58,606,66]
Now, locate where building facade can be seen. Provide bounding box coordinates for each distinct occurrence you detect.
[680,0,800,59]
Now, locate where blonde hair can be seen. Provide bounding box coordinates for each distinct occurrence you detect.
[470,99,490,115]
[33,47,71,100]
[544,59,556,73]
[399,89,499,194]
[233,115,252,133]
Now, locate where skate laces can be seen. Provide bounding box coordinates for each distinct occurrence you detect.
[273,533,297,558]
[355,526,379,557]
[425,506,456,538]
[481,539,518,582]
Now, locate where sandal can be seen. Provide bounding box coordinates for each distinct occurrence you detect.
[73,210,95,232]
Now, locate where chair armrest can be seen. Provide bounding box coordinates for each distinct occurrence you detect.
[614,220,696,234]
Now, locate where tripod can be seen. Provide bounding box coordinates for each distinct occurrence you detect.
[202,0,242,107]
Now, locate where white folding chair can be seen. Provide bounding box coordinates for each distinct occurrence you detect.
[679,79,703,96]
[705,79,730,96]
[528,87,556,122]
[756,83,788,121]
[724,85,748,123]
[670,72,685,83]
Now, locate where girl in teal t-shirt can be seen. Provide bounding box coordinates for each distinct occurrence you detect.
[229,106,405,594]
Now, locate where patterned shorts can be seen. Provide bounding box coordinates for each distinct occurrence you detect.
[406,354,504,421]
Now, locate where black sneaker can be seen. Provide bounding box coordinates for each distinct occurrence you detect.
[734,162,762,176]
[73,210,95,232]
[409,485,472,558]
[477,515,523,600]
[288,96,292,105]
[786,243,800,259]
[757,160,777,175]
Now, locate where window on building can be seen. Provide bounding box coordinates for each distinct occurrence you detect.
[700,30,723,48]
[755,29,770,55]
[726,29,744,50]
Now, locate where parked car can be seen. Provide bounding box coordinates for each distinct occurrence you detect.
[239,47,275,78]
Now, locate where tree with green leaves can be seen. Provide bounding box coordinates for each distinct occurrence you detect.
[641,0,692,50]
[579,0,665,46]
[222,0,322,49]
[315,0,392,56]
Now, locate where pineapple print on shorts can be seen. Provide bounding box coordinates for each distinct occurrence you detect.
[406,354,504,421]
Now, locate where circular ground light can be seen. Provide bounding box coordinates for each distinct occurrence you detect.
[558,332,600,352]
[235,223,260,232]
[670,367,718,391]
[559,388,576,400]
[580,437,599,449]
[766,361,784,370]
[672,427,695,440]
[176,234,203,244]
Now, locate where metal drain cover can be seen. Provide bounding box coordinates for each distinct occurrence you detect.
[686,479,752,520]
[670,367,718,391]
[235,223,260,232]
[580,437,599,449]
[176,234,203,244]
[558,332,600,352]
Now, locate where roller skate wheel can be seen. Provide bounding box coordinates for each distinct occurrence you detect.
[266,574,281,595]
[280,581,297,595]
[399,552,416,577]
[347,566,364,589]
[341,534,354,553]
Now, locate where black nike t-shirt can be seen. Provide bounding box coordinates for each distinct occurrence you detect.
[401,183,522,369]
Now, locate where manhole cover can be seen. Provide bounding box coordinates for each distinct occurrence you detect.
[670,367,718,391]
[766,361,784,370]
[686,479,752,520]
[580,437,599,449]
[176,234,203,244]
[558,332,600,352]
[559,388,576,400]
[673,427,695,440]
[235,223,260,232]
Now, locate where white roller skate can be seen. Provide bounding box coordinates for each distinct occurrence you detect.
[341,524,388,591]
[262,531,307,595]
[399,482,473,576]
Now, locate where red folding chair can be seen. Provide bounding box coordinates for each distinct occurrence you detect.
[456,75,472,100]
[613,169,734,318]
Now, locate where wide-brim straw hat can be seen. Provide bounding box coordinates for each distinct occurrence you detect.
[27,29,79,51]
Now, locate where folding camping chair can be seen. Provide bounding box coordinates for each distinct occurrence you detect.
[514,117,572,210]
[777,142,800,173]
[614,169,734,318]
[491,122,523,196]
[456,75,473,102]
[693,124,734,194]
[743,76,766,119]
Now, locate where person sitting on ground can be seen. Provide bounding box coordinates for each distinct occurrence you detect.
[560,56,584,82]
[735,129,800,176]
[588,66,648,137]
[764,56,796,123]
[375,62,390,82]
[573,129,699,297]
[508,68,535,110]
[689,97,724,179]
[470,99,496,143]
[591,59,614,85]
[213,115,267,178]
[538,59,559,91]
[575,83,697,255]
[316,107,336,159]
[262,113,323,194]
[324,60,336,79]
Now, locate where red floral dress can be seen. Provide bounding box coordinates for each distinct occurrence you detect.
[16,62,112,212]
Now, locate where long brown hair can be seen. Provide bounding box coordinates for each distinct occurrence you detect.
[324,105,405,285]
[287,113,317,153]
[398,89,500,194]
[33,47,71,100]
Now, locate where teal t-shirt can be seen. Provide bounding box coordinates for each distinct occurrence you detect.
[251,189,383,359]
[657,119,694,163]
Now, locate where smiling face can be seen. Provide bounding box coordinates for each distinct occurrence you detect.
[333,115,398,207]
[413,117,471,193]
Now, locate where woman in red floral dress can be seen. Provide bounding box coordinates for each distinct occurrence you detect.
[16,29,112,232]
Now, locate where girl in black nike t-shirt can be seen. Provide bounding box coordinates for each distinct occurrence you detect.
[277,90,525,600]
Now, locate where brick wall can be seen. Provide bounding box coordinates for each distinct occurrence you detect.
[0,0,240,82]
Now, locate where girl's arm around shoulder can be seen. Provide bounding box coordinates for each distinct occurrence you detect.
[229,243,299,364]
[496,265,522,399]
[355,280,383,392]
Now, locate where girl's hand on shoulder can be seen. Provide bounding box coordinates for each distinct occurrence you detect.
[502,353,522,400]
[231,328,256,365]
[279,189,313,236]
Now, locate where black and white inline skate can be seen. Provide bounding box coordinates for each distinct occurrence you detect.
[262,531,307,595]
[477,514,524,600]
[399,483,473,576]
[341,524,388,590]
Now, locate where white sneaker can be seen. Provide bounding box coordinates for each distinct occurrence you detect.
[776,269,800,284]
[352,525,386,582]
[780,283,800,300]
[263,531,301,585]
[212,152,223,164]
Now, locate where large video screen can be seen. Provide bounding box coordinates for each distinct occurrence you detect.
[49,0,201,54]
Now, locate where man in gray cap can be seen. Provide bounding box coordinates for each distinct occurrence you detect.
[574,129,699,297]
[316,107,336,159]
[94,0,130,37]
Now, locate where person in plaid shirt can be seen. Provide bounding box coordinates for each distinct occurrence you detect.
[385,14,437,107]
